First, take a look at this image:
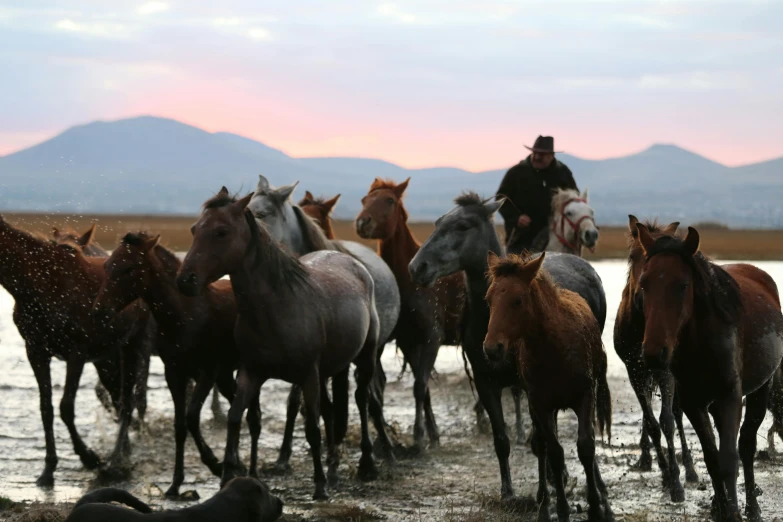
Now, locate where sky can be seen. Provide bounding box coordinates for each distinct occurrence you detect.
[1,0,781,171]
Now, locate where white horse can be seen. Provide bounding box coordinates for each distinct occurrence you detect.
[545,188,599,257]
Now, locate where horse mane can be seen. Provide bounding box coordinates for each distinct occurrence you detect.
[645,235,743,325]
[291,205,349,254]
[121,232,182,277]
[488,252,542,280]
[243,209,316,294]
[550,188,581,217]
[368,178,409,222]
[204,189,249,210]
[487,253,561,319]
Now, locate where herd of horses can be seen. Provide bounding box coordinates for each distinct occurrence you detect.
[1,174,783,522]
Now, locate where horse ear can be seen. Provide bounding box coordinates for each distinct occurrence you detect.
[683,226,700,256]
[627,215,639,234]
[237,192,254,209]
[663,221,680,235]
[143,234,160,252]
[78,224,97,246]
[256,175,270,192]
[581,188,589,201]
[635,223,656,254]
[219,186,229,196]
[393,177,410,198]
[304,190,315,201]
[323,194,341,213]
[483,197,505,216]
[523,252,546,280]
[52,226,62,238]
[275,181,299,202]
[487,251,500,268]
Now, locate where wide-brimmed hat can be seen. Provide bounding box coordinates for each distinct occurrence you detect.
[524,135,562,154]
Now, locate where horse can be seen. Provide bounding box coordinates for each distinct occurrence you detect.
[177,187,383,500]
[483,251,613,522]
[635,224,783,522]
[247,176,400,469]
[614,215,699,502]
[542,188,599,256]
[355,177,466,452]
[769,366,783,456]
[92,232,249,498]
[0,215,151,486]
[298,190,341,239]
[51,224,151,425]
[408,192,607,499]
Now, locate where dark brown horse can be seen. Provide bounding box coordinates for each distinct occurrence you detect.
[356,177,465,452]
[484,252,613,522]
[92,232,249,497]
[51,225,151,424]
[177,188,382,500]
[614,216,698,501]
[299,191,341,239]
[0,215,151,486]
[636,224,783,522]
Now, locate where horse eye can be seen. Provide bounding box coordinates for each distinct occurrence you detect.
[386,198,395,205]
[215,228,229,238]
[190,225,196,236]
[456,222,471,231]
[566,210,574,217]
[513,297,522,306]
[254,211,267,219]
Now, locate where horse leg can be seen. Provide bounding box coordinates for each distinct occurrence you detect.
[163,364,189,497]
[320,376,338,487]
[355,345,380,482]
[59,354,102,471]
[576,393,613,522]
[683,404,729,521]
[423,388,439,448]
[530,418,548,508]
[673,386,699,483]
[301,366,328,500]
[474,397,490,434]
[738,381,770,522]
[420,341,440,448]
[133,341,151,427]
[368,370,396,461]
[185,371,223,478]
[104,343,138,478]
[332,368,350,447]
[474,378,513,498]
[221,367,263,488]
[274,385,302,472]
[627,363,668,479]
[656,372,684,502]
[28,349,58,487]
[539,409,569,522]
[710,395,742,522]
[247,392,262,479]
[512,385,526,445]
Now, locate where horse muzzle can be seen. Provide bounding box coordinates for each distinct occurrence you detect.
[483,341,506,365]
[582,229,599,250]
[355,217,375,239]
[642,342,670,370]
[408,259,435,287]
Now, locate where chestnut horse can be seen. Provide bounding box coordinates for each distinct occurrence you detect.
[484,252,613,522]
[299,191,341,238]
[614,216,698,501]
[92,232,249,498]
[356,177,466,452]
[636,224,783,522]
[0,215,151,486]
[51,224,151,424]
[177,188,382,500]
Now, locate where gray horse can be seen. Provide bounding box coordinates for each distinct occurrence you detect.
[408,191,607,499]
[248,174,401,468]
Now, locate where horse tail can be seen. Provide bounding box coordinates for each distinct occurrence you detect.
[73,488,153,513]
[595,352,612,445]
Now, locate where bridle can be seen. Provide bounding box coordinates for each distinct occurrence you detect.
[552,197,595,253]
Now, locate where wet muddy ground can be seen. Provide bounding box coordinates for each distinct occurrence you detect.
[2,260,783,521]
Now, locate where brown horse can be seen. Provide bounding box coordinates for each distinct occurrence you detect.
[51,225,151,424]
[0,215,151,486]
[483,251,613,522]
[636,224,783,522]
[177,187,382,500]
[299,191,341,238]
[356,177,465,451]
[92,232,249,498]
[614,216,698,501]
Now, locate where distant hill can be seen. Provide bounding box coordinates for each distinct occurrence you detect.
[1,116,781,227]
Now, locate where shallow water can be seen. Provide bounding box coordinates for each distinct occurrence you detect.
[1,259,783,521]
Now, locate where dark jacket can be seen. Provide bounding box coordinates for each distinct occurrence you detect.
[496,155,578,252]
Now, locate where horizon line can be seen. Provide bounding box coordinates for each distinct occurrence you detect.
[2,113,781,172]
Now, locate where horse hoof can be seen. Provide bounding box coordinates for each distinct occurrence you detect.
[313,488,329,501]
[98,461,132,482]
[632,454,653,472]
[35,473,54,488]
[164,485,181,498]
[670,486,685,503]
[358,456,379,482]
[516,433,527,446]
[81,450,102,471]
[685,468,699,484]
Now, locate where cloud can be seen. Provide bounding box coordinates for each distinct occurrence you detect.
[213,17,243,27]
[247,27,271,40]
[377,3,418,24]
[54,18,129,38]
[138,2,169,15]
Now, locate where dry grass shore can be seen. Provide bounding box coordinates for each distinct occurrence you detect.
[4,212,783,260]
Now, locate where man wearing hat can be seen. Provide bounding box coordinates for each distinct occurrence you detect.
[495,135,578,255]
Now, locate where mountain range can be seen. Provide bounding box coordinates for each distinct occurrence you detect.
[1,116,781,227]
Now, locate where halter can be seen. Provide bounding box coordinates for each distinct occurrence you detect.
[552,197,595,253]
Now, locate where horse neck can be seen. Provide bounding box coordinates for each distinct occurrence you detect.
[323,217,336,239]
[142,251,190,328]
[515,280,561,352]
[465,229,503,311]
[0,223,60,296]
[378,220,420,291]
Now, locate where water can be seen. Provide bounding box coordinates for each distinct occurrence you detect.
[1,259,782,520]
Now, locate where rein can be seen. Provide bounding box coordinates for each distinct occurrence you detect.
[552,197,595,253]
